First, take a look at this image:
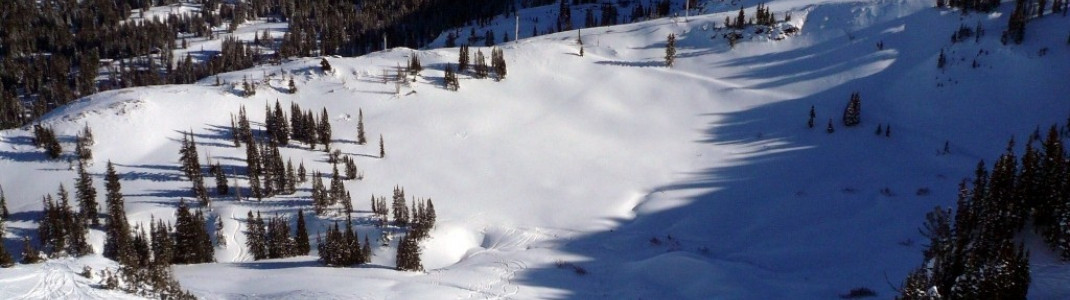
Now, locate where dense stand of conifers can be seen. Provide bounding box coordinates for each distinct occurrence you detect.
[898,123,1070,299]
[0,77,438,299]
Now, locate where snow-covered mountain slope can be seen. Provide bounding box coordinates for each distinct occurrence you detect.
[3,0,1070,298]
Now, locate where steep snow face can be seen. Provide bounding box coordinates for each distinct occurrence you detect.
[3,0,1070,298]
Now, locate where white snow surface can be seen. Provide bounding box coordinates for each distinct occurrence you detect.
[3,0,1070,298]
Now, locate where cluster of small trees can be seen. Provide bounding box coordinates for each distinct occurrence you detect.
[311,165,354,215]
[408,52,424,76]
[230,105,313,200]
[245,209,311,260]
[724,4,787,30]
[99,162,216,268]
[284,103,333,151]
[74,124,95,163]
[805,92,864,133]
[446,45,507,90]
[37,185,93,258]
[318,217,371,266]
[32,125,63,159]
[444,64,461,91]
[900,124,1070,298]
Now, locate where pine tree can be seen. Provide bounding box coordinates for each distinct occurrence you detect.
[288,76,297,94]
[21,236,43,264]
[843,92,862,127]
[396,235,423,271]
[408,52,423,75]
[298,161,307,183]
[379,134,386,158]
[808,106,815,128]
[357,109,367,145]
[295,209,310,255]
[173,200,213,264]
[473,49,489,79]
[103,161,135,266]
[285,159,296,194]
[319,108,332,150]
[0,233,14,267]
[938,48,947,69]
[0,185,9,219]
[392,186,409,226]
[214,215,227,249]
[245,211,267,260]
[213,162,229,195]
[665,33,676,67]
[458,45,470,71]
[826,119,835,133]
[151,218,174,265]
[444,63,460,91]
[491,48,507,81]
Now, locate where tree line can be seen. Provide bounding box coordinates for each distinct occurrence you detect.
[899,122,1070,298]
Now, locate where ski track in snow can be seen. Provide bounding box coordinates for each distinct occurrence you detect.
[16,262,104,300]
[231,209,247,263]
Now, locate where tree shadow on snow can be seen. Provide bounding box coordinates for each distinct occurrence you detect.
[517,6,949,299]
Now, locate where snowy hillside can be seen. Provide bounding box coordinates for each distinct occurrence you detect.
[3,0,1070,298]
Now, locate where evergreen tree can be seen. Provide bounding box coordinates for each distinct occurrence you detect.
[213,162,229,195]
[808,106,815,128]
[444,63,460,91]
[288,76,297,94]
[75,133,93,163]
[103,161,135,266]
[458,44,471,71]
[473,49,489,79]
[214,216,226,249]
[245,211,267,260]
[826,119,835,133]
[408,52,423,75]
[173,200,213,264]
[843,92,862,127]
[150,218,174,265]
[295,209,310,255]
[938,48,947,69]
[319,108,332,150]
[21,236,43,264]
[665,33,676,67]
[298,161,307,183]
[0,233,14,267]
[131,226,151,267]
[396,235,423,271]
[491,47,507,81]
[0,185,9,219]
[329,163,345,206]
[286,159,296,194]
[379,134,386,158]
[357,109,367,145]
[39,194,66,257]
[392,186,409,226]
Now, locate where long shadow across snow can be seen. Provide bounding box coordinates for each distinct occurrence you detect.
[516,6,954,299]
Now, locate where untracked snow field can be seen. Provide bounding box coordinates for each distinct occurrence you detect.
[2,0,1070,298]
